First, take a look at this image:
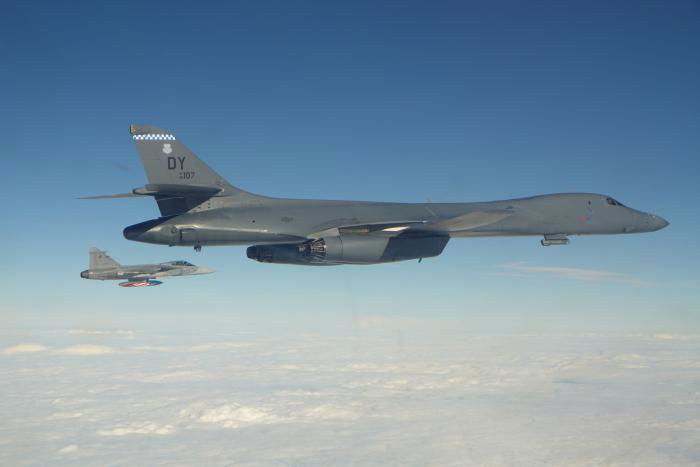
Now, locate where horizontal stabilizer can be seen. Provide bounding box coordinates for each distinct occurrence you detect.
[81,183,223,199]
[137,184,223,197]
[80,184,225,215]
[79,193,142,199]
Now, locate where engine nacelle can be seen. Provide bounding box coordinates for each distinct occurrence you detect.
[246,243,318,265]
[247,235,449,265]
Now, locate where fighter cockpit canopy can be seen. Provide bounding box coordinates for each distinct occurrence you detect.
[170,260,194,266]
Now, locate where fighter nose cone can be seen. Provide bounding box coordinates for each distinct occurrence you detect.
[196,267,215,275]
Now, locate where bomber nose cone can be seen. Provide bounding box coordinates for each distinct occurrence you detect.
[647,214,669,231]
[654,216,668,230]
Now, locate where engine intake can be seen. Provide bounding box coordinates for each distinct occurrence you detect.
[246,243,312,264]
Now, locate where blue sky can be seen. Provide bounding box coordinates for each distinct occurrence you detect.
[3,0,699,333]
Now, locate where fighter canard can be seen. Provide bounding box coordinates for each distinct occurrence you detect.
[82,125,669,266]
[80,247,213,287]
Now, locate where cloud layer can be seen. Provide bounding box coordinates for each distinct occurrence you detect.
[2,328,699,466]
[2,343,48,355]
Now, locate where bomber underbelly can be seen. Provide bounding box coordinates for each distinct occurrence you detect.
[448,230,539,238]
[175,226,305,246]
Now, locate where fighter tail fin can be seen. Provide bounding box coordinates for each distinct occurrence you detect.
[89,248,120,269]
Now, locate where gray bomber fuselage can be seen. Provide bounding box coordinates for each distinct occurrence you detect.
[124,192,668,247]
[85,124,668,266]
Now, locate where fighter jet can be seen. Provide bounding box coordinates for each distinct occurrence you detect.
[82,125,668,266]
[79,247,213,287]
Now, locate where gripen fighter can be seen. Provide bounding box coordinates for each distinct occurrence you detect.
[80,247,213,287]
[83,125,669,266]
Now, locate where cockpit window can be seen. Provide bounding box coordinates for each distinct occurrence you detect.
[172,260,194,266]
[606,197,625,207]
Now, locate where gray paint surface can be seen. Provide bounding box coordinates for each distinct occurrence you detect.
[87,125,669,265]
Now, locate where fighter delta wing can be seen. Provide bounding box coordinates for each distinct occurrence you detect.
[80,247,213,287]
[81,125,669,266]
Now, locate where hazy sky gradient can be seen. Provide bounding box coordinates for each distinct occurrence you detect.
[3,0,699,333]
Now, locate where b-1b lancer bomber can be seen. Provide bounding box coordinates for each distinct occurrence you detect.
[83,125,669,266]
[80,248,213,287]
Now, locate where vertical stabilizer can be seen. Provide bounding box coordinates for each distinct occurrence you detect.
[89,248,120,269]
[129,124,263,216]
[129,124,259,196]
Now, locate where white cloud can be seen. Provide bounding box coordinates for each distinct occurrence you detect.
[646,419,700,430]
[177,400,362,430]
[496,261,654,286]
[97,422,176,436]
[652,333,693,341]
[49,411,84,419]
[54,345,117,356]
[187,342,252,352]
[3,343,122,356]
[67,329,136,340]
[131,342,252,353]
[653,333,675,340]
[300,404,358,421]
[123,370,214,383]
[2,343,48,355]
[180,403,284,428]
[56,444,79,455]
